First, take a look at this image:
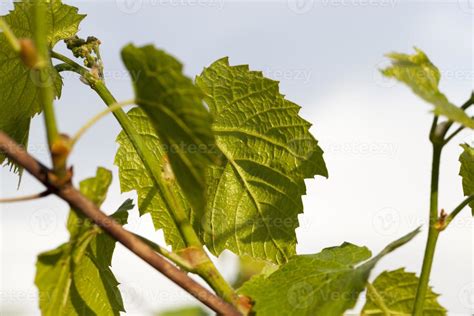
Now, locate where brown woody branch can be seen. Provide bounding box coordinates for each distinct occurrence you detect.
[0,131,241,316]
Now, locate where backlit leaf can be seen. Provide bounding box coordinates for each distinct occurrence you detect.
[115,108,193,250]
[35,167,132,315]
[121,44,216,214]
[361,268,446,315]
[0,0,85,173]
[382,48,474,129]
[239,228,420,316]
[195,58,328,263]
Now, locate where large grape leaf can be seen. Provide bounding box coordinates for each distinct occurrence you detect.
[0,1,85,173]
[115,108,192,250]
[195,58,328,264]
[361,268,446,316]
[382,48,474,129]
[459,144,474,215]
[239,228,420,316]
[35,167,132,316]
[121,44,216,214]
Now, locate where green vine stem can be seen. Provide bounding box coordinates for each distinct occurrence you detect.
[442,92,474,144]
[413,93,472,314]
[50,51,243,311]
[413,230,440,315]
[0,18,21,52]
[33,1,70,179]
[133,233,195,272]
[413,119,444,315]
[91,81,203,246]
[444,125,466,144]
[34,2,57,147]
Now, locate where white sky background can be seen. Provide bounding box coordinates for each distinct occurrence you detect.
[1,0,473,315]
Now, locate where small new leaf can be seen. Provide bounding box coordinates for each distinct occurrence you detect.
[382,48,474,129]
[459,144,474,215]
[0,1,85,174]
[121,44,216,213]
[239,228,420,316]
[195,58,328,264]
[67,167,113,236]
[35,167,132,316]
[362,268,446,315]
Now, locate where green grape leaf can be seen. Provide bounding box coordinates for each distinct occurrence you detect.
[115,108,192,250]
[158,306,209,316]
[67,167,113,237]
[0,1,85,173]
[195,58,328,264]
[121,44,216,213]
[459,144,474,215]
[382,48,474,129]
[239,228,420,316]
[361,268,446,316]
[35,167,132,316]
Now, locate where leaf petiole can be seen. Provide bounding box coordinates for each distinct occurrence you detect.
[51,51,88,75]
[437,195,474,230]
[132,233,195,272]
[444,124,467,145]
[437,93,474,144]
[70,99,136,147]
[0,18,21,53]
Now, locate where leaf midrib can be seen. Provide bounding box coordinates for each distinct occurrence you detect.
[217,144,289,263]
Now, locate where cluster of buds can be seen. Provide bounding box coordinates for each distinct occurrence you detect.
[64,35,104,80]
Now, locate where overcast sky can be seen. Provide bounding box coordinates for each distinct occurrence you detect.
[1,0,473,315]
